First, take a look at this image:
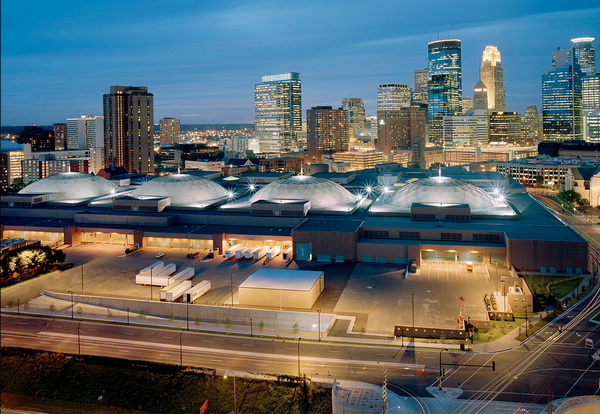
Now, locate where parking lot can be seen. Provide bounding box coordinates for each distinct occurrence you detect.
[334,261,493,334]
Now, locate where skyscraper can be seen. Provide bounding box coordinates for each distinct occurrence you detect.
[572,37,596,76]
[473,80,488,111]
[377,84,411,110]
[52,123,67,150]
[428,39,462,144]
[103,86,154,174]
[542,40,591,141]
[255,73,302,153]
[523,105,543,143]
[159,117,181,145]
[341,98,366,131]
[413,69,428,105]
[67,115,104,150]
[480,45,506,112]
[307,106,349,158]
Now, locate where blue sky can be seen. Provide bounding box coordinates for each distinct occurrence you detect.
[1,0,599,125]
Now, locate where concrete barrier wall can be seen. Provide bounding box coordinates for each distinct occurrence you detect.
[42,290,334,335]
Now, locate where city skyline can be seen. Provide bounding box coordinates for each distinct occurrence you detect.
[1,1,599,125]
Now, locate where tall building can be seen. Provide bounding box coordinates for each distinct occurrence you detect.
[377,84,411,110]
[52,123,67,150]
[428,39,463,144]
[572,37,596,76]
[341,98,366,131]
[489,112,522,143]
[582,74,600,112]
[307,106,349,158]
[473,80,488,111]
[542,43,585,140]
[103,86,154,174]
[461,97,473,114]
[522,105,543,143]
[67,115,104,150]
[480,45,506,112]
[377,106,427,155]
[413,69,428,105]
[442,109,488,147]
[159,117,181,145]
[0,141,30,191]
[17,126,54,151]
[255,72,302,153]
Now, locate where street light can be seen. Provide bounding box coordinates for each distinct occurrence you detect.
[439,348,449,390]
[68,290,74,319]
[81,264,84,294]
[77,319,83,354]
[230,272,234,307]
[179,329,184,365]
[224,370,237,414]
[297,337,302,377]
[317,309,321,341]
[186,302,189,330]
[525,304,532,337]
[411,293,415,328]
[150,267,153,301]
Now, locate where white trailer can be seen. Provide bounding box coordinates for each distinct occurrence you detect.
[245,246,261,259]
[265,246,281,260]
[160,280,192,301]
[155,263,176,278]
[282,247,293,261]
[253,246,269,260]
[184,280,211,302]
[224,245,243,258]
[139,261,164,275]
[236,248,245,259]
[168,267,194,285]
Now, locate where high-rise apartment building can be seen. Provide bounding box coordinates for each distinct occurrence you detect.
[67,115,104,150]
[255,72,302,153]
[52,123,67,150]
[473,80,488,111]
[480,45,506,112]
[0,141,30,191]
[413,69,429,105]
[159,117,181,145]
[582,74,600,113]
[103,86,154,174]
[377,84,411,110]
[377,106,427,155]
[341,98,366,131]
[428,39,463,144]
[307,106,349,158]
[572,37,596,76]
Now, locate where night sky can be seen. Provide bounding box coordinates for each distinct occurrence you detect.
[2,0,598,125]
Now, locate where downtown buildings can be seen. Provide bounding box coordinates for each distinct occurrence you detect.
[255,73,302,153]
[103,85,155,174]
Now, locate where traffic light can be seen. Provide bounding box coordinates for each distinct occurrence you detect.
[558,325,563,333]
[492,361,496,371]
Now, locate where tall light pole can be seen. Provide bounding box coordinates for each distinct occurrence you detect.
[439,348,449,390]
[77,320,83,355]
[150,267,153,301]
[68,291,74,319]
[224,370,237,414]
[179,329,184,365]
[186,302,189,330]
[297,337,302,377]
[411,293,415,328]
[81,264,84,294]
[525,304,531,337]
[230,272,234,307]
[317,309,321,341]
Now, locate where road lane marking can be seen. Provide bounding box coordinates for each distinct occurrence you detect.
[375,353,387,356]
[159,354,171,357]
[329,350,342,353]
[242,344,255,347]
[162,336,173,339]
[123,332,135,335]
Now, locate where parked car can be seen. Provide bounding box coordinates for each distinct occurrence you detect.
[156,252,164,258]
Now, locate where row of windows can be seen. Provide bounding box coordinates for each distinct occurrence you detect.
[473,233,502,242]
[362,230,502,242]
[445,214,470,222]
[412,213,436,220]
[441,232,462,240]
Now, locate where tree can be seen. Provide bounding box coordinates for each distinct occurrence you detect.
[534,175,545,187]
[559,190,580,204]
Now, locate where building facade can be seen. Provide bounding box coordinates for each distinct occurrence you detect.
[377,84,411,110]
[489,112,523,143]
[159,117,181,145]
[572,37,596,76]
[341,98,366,132]
[255,73,302,153]
[413,68,428,105]
[52,123,67,151]
[67,115,104,150]
[103,86,154,174]
[307,106,349,158]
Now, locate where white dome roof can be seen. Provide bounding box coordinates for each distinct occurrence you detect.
[249,175,356,209]
[386,176,502,212]
[130,174,229,206]
[19,172,118,201]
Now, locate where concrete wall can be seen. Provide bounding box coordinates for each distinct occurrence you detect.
[507,239,588,273]
[293,230,359,261]
[239,275,324,309]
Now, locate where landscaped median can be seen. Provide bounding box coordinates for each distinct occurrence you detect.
[0,347,332,414]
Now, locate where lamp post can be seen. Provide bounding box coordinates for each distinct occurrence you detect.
[250,317,253,337]
[68,291,74,319]
[317,309,321,341]
[501,280,506,312]
[297,337,302,377]
[150,267,153,301]
[525,304,532,337]
[17,299,20,315]
[77,319,83,355]
[230,272,234,307]
[224,370,237,414]
[439,348,449,390]
[186,301,189,330]
[81,264,84,294]
[411,293,415,328]
[179,329,184,365]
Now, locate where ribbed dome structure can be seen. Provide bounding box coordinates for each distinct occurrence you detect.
[130,174,229,206]
[19,172,117,201]
[249,175,356,209]
[386,176,503,212]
